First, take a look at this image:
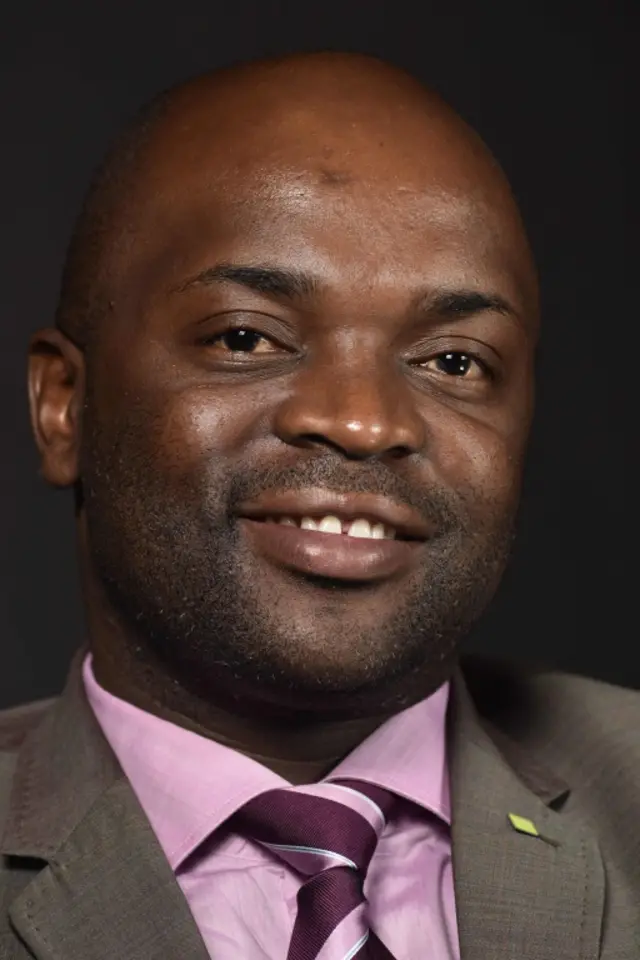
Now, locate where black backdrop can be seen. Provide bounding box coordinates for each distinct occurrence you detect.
[0,1,634,709]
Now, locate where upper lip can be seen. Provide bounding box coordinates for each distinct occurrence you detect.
[237,488,430,540]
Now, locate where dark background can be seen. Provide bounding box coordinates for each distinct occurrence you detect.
[0,1,634,709]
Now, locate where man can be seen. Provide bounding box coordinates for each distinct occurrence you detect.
[0,51,637,960]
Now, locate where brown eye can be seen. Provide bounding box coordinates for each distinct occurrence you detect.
[423,352,486,379]
[206,327,276,354]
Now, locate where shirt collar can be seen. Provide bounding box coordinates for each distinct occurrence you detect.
[82,653,450,871]
[327,680,451,825]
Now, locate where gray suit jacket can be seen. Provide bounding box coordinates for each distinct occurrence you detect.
[1,647,639,959]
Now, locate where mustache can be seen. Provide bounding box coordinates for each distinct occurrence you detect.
[224,455,470,532]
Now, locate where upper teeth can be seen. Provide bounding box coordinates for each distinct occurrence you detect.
[272,515,396,540]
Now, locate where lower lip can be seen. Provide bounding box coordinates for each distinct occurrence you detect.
[238,519,424,582]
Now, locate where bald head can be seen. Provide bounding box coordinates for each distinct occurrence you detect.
[55,51,537,349]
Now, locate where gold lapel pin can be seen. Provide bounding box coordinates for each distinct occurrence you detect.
[507,812,560,847]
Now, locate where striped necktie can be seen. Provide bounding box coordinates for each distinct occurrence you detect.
[234,778,398,960]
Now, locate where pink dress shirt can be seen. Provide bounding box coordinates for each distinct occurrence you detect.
[82,654,460,958]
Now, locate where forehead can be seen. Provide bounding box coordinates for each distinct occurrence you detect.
[111,97,536,317]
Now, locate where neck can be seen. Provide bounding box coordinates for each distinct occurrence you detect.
[89,631,395,785]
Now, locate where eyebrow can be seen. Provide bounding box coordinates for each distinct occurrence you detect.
[172,263,319,299]
[172,262,518,322]
[417,289,517,321]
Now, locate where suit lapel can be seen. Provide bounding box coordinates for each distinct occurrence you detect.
[449,664,605,960]
[8,778,210,960]
[2,648,210,960]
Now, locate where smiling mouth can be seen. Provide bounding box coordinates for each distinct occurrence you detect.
[238,515,426,583]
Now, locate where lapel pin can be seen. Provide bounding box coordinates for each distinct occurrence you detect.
[507,812,560,847]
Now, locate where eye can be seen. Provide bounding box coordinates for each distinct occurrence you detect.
[420,351,488,380]
[201,326,278,355]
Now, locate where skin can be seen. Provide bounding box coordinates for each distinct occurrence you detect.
[28,53,538,783]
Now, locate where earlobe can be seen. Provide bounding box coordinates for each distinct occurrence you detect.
[28,328,86,487]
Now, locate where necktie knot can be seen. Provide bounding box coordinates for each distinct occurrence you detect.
[234,779,398,959]
[235,778,395,879]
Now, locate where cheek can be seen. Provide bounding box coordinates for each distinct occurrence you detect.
[428,409,526,511]
[90,337,277,481]
[155,385,268,473]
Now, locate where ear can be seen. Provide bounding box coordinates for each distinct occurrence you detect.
[28,328,86,487]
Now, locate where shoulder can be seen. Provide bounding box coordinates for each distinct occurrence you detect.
[0,697,57,926]
[0,696,58,819]
[461,654,640,729]
[460,652,640,739]
[0,696,57,754]
[460,653,640,821]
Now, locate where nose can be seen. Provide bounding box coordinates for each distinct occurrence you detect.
[273,354,426,460]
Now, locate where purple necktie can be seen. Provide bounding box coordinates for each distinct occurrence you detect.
[234,778,398,960]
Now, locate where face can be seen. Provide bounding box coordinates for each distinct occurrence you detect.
[32,92,537,717]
